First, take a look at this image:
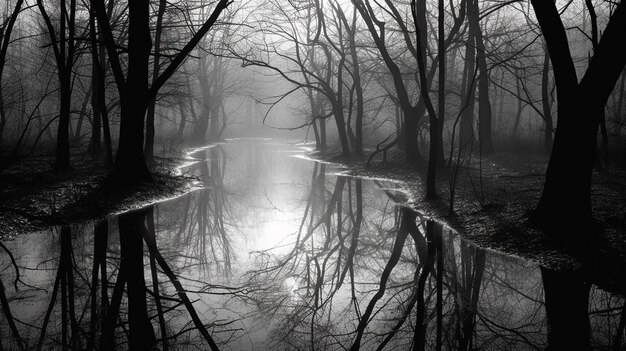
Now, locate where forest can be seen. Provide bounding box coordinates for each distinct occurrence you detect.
[0,0,625,349]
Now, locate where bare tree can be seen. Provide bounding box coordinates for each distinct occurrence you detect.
[37,0,77,170]
[92,0,232,183]
[0,0,25,148]
[529,0,626,230]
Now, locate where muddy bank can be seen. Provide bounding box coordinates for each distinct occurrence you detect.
[312,148,626,286]
[3,143,626,288]
[0,152,196,240]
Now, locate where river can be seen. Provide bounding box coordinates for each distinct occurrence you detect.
[0,139,623,350]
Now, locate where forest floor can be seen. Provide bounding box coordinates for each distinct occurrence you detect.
[0,149,195,240]
[314,145,626,292]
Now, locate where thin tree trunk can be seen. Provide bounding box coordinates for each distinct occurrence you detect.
[73,84,91,142]
[542,42,553,152]
[349,9,363,155]
[0,0,25,147]
[460,31,476,150]
[469,0,493,154]
[412,0,439,198]
[88,16,102,155]
[312,114,321,148]
[37,0,76,171]
[437,0,446,168]
[177,103,186,141]
[513,75,523,137]
[615,70,625,132]
[55,71,72,170]
[319,108,327,149]
[144,0,166,163]
[0,87,6,147]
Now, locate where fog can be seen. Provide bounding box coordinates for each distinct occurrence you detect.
[0,0,625,349]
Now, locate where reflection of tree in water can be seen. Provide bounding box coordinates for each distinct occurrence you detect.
[1,144,626,349]
[0,246,24,350]
[180,145,233,277]
[244,164,626,350]
[0,206,233,350]
[245,163,440,350]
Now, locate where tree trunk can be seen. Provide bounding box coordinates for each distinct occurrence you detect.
[404,104,420,163]
[437,0,446,168]
[193,56,211,144]
[469,0,493,154]
[530,0,626,230]
[319,109,327,149]
[89,10,102,155]
[312,117,321,149]
[0,0,25,147]
[599,109,609,169]
[395,104,404,150]
[460,32,476,150]
[55,71,71,170]
[615,70,625,133]
[209,104,220,141]
[192,110,209,144]
[144,101,157,163]
[495,72,505,132]
[37,0,75,171]
[534,96,598,228]
[176,103,186,141]
[349,10,363,156]
[110,0,152,182]
[89,72,102,155]
[512,77,523,137]
[144,0,166,163]
[73,85,90,142]
[542,43,553,152]
[0,87,6,147]
[332,101,351,157]
[412,0,439,198]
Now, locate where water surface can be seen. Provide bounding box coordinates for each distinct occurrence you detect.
[0,139,624,350]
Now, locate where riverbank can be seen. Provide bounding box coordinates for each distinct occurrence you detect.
[0,151,196,240]
[3,141,626,288]
[6,138,622,351]
[314,147,626,282]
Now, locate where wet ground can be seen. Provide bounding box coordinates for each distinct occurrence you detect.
[0,152,192,239]
[0,139,625,350]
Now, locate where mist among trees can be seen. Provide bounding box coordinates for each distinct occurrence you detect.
[0,0,625,349]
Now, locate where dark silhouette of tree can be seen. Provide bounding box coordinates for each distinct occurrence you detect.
[411,0,441,199]
[143,0,167,164]
[540,40,554,153]
[191,36,229,144]
[467,0,493,155]
[37,226,79,350]
[351,0,430,164]
[92,0,231,183]
[37,0,77,171]
[0,0,25,147]
[87,0,113,165]
[529,0,626,230]
[234,0,364,157]
[0,258,24,349]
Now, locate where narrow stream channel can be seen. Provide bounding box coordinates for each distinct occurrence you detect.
[1,139,624,350]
